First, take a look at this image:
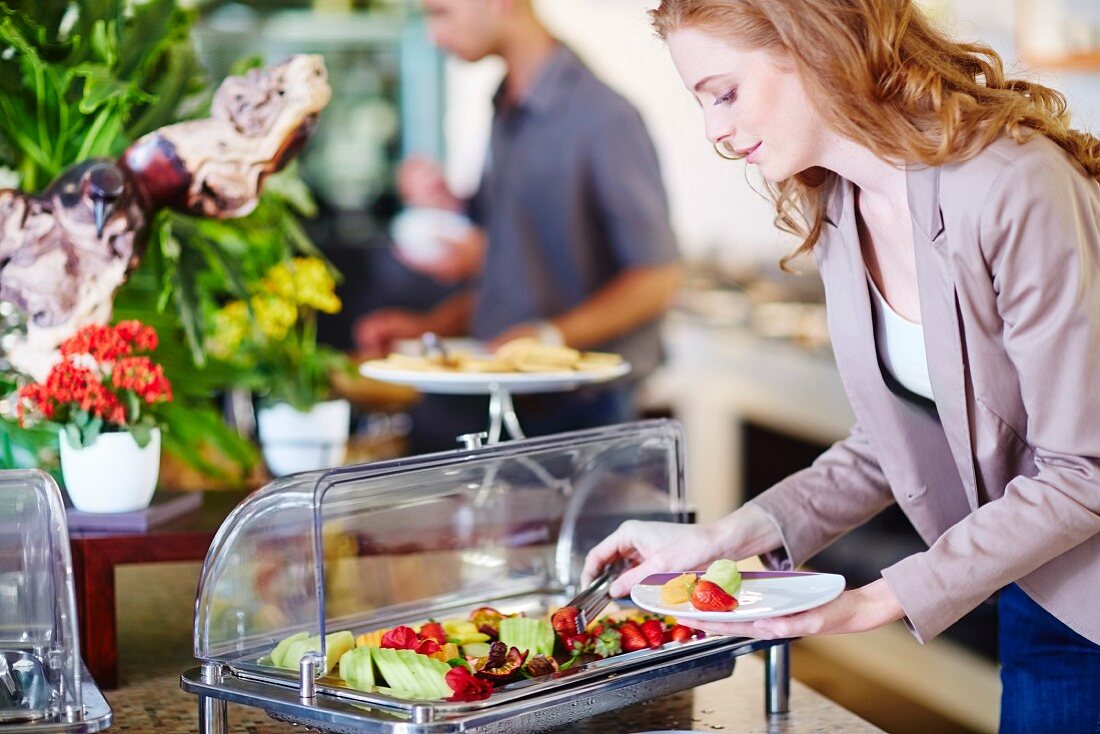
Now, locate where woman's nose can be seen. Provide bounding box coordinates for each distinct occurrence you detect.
[704,112,735,146]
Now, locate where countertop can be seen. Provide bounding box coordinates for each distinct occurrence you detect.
[102,653,883,733]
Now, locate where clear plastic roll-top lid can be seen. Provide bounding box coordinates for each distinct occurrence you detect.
[194,420,690,666]
[0,470,82,715]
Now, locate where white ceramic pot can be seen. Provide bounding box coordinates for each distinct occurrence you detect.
[59,428,161,513]
[257,399,351,477]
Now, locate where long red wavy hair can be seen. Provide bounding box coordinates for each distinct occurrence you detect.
[650,0,1100,268]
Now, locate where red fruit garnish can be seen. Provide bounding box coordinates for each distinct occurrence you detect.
[690,579,738,612]
[419,622,447,645]
[380,626,420,650]
[618,621,648,652]
[446,666,494,701]
[668,624,695,643]
[415,638,441,656]
[640,619,665,649]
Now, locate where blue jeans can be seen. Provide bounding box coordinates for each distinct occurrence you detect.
[998,584,1100,734]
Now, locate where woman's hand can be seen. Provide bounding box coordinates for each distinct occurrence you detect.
[688,578,905,639]
[582,503,783,598]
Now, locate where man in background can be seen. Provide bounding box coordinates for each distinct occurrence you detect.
[355,0,682,451]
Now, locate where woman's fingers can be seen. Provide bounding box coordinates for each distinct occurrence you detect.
[609,557,663,597]
[581,528,637,586]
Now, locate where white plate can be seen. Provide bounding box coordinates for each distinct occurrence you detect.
[630,571,845,622]
[359,361,631,395]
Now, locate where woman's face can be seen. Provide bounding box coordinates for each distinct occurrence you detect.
[666,27,828,181]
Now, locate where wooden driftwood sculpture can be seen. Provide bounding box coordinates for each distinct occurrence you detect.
[0,55,332,380]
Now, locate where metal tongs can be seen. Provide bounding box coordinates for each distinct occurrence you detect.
[561,561,627,635]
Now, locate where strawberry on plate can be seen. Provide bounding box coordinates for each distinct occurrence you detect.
[690,579,738,612]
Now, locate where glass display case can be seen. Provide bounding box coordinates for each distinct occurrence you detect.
[0,470,111,732]
[181,420,791,734]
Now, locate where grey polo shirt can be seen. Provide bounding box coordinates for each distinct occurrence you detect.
[468,45,679,382]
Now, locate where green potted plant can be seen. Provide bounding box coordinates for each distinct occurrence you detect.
[0,1,332,485]
[207,256,354,476]
[16,320,172,512]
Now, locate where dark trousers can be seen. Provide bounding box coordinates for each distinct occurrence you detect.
[998,583,1100,734]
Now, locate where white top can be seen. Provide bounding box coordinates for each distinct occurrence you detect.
[867,276,935,401]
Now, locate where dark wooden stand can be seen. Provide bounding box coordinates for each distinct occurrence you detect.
[69,490,248,689]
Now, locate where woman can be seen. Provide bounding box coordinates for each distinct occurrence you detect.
[582,1,1100,731]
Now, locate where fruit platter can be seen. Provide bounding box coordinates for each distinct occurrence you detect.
[180,420,791,734]
[262,603,708,704]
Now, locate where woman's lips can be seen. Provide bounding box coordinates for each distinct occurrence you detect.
[740,142,762,163]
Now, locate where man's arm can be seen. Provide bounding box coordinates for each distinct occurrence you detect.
[423,290,476,337]
[547,262,684,349]
[354,291,476,358]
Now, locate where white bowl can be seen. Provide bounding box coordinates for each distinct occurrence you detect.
[390,207,473,266]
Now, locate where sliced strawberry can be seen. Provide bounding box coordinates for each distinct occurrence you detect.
[691,579,738,612]
[618,620,648,652]
[668,624,694,643]
[551,606,581,639]
[640,619,665,649]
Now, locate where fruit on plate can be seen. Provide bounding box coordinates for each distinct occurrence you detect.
[640,619,665,649]
[617,620,649,652]
[338,646,375,690]
[443,620,492,646]
[355,629,388,648]
[660,573,697,605]
[691,579,738,612]
[274,630,355,673]
[700,559,742,597]
[270,631,308,668]
[499,617,555,657]
[550,606,581,638]
[371,647,452,700]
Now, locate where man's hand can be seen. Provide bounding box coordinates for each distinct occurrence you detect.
[398,156,463,212]
[397,226,487,284]
[687,579,905,639]
[354,308,430,359]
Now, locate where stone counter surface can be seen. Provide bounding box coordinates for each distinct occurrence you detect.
[102,653,883,733]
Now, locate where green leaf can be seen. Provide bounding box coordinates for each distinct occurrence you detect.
[130,421,152,448]
[173,242,206,367]
[64,423,82,450]
[83,415,103,446]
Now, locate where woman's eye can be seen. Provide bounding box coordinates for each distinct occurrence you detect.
[713,89,737,106]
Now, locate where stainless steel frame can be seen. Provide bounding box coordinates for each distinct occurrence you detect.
[1,662,112,734]
[181,592,790,734]
[183,637,790,734]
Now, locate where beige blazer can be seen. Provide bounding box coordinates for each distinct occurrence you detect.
[751,133,1100,644]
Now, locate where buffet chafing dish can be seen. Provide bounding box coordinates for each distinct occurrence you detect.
[180,420,791,734]
[0,470,112,732]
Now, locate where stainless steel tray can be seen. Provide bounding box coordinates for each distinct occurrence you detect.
[0,653,112,734]
[181,592,791,734]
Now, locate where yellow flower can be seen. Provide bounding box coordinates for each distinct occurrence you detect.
[252,294,297,341]
[209,301,249,358]
[264,257,342,314]
[262,261,297,300]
